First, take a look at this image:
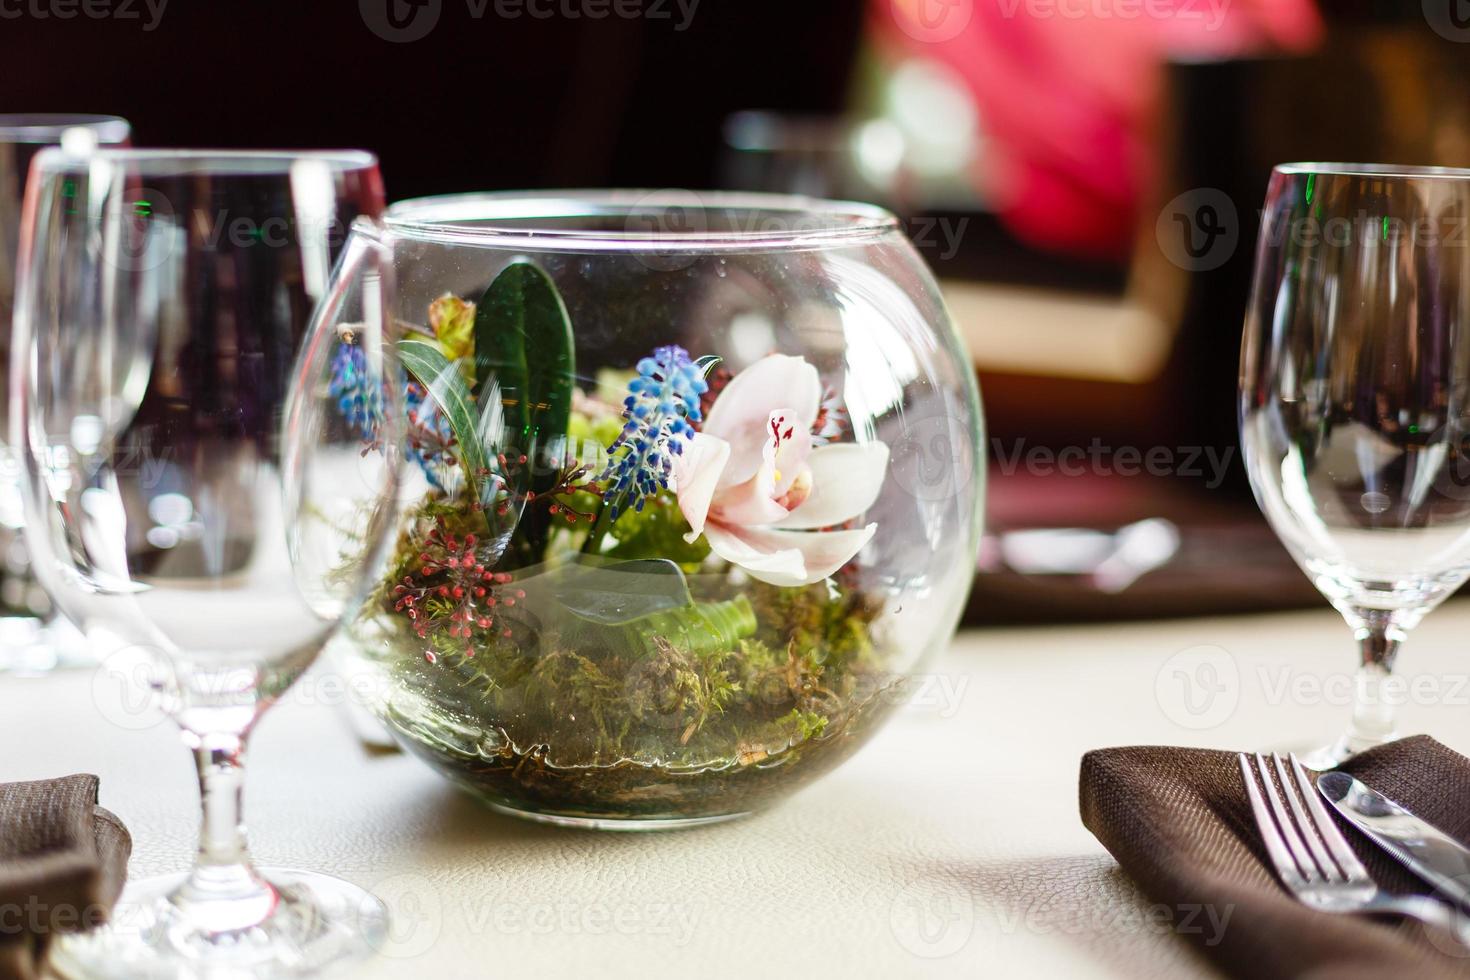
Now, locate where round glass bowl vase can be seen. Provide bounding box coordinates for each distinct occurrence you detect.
[332,190,984,828]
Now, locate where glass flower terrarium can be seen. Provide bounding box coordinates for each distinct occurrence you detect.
[331,191,983,828]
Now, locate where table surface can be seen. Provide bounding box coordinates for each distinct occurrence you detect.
[7,601,1470,979]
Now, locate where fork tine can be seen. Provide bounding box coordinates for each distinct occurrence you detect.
[1239,753,1309,885]
[1252,751,1324,881]
[1271,753,1340,881]
[1287,752,1371,883]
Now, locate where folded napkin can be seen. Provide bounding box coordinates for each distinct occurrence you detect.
[1081,737,1470,980]
[0,775,130,980]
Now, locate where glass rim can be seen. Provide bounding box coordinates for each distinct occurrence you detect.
[0,114,130,143]
[383,189,902,251]
[29,147,380,175]
[1275,162,1470,180]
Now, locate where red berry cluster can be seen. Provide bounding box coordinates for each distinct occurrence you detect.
[392,518,526,664]
[496,454,602,525]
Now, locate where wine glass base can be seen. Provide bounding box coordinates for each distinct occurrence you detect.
[47,868,387,979]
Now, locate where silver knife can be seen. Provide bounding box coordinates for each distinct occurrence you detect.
[1318,771,1470,910]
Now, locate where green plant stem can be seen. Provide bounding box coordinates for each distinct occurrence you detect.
[580,495,617,556]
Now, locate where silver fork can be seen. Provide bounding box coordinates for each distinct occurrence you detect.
[1238,751,1468,944]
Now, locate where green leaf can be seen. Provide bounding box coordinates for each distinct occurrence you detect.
[472,262,576,488]
[623,596,757,658]
[694,354,722,378]
[398,338,491,501]
[553,558,694,626]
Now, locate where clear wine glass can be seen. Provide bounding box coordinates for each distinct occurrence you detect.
[0,114,131,672]
[10,148,402,977]
[1241,163,1470,768]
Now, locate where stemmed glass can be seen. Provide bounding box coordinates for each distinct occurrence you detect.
[1241,163,1470,768]
[11,148,402,977]
[0,114,131,672]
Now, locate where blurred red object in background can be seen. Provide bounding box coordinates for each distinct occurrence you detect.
[873,0,1323,258]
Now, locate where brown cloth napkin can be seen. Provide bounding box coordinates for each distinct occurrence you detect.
[1081,737,1470,980]
[0,774,130,980]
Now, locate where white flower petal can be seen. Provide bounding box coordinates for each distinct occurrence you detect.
[772,442,890,530]
[673,432,730,542]
[710,473,792,527]
[703,355,821,487]
[703,522,878,587]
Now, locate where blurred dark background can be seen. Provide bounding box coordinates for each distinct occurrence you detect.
[8,0,1470,622]
[0,2,865,196]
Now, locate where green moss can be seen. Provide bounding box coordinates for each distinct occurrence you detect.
[372,495,889,785]
[602,495,710,567]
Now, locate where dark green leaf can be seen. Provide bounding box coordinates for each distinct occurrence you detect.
[694,354,722,378]
[472,262,576,488]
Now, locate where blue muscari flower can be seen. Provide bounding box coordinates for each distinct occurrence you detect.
[328,343,382,443]
[600,345,708,520]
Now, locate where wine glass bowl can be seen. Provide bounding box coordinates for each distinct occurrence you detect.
[11,148,401,977]
[0,114,131,670]
[1241,163,1470,765]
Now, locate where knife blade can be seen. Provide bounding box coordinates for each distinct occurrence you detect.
[1318,770,1470,910]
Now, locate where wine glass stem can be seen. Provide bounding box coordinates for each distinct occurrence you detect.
[176,731,274,921]
[1345,614,1404,753]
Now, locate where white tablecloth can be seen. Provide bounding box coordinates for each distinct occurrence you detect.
[6,602,1470,978]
